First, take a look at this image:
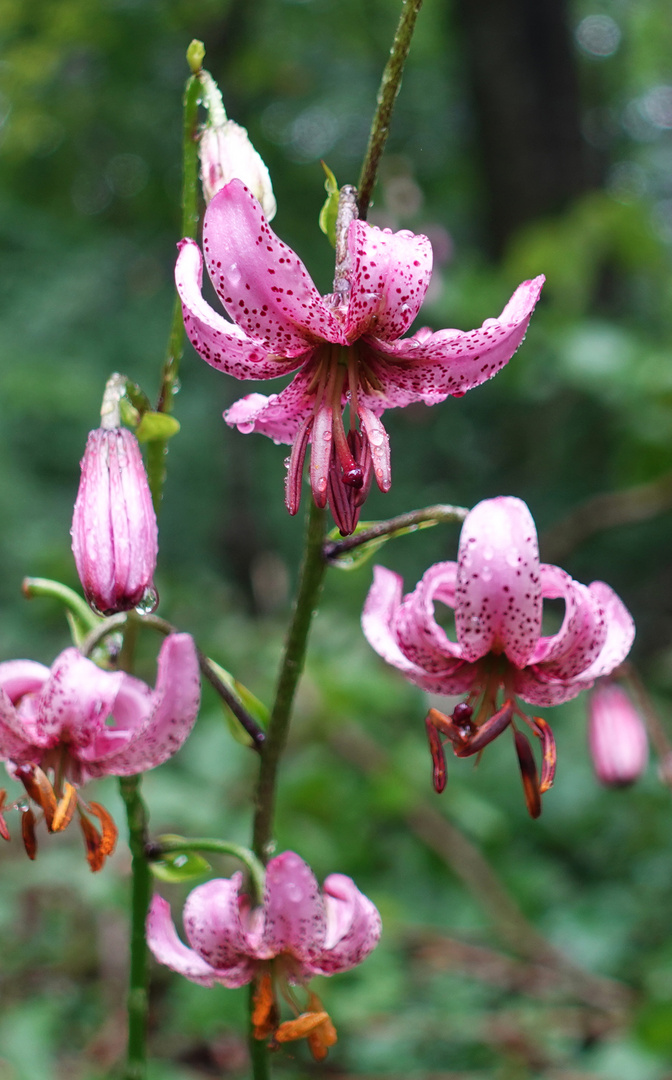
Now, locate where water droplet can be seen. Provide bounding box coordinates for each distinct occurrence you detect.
[317,478,327,493]
[136,586,159,615]
[506,550,520,567]
[285,881,303,902]
[481,566,492,582]
[238,420,256,434]
[368,428,385,447]
[482,545,494,561]
[171,378,181,396]
[227,262,241,287]
[322,429,331,441]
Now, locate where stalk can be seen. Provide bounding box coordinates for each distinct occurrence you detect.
[119,775,152,1080]
[356,0,425,218]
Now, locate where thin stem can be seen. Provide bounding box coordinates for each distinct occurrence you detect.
[252,500,328,862]
[146,68,201,511]
[323,503,469,561]
[249,984,271,1080]
[119,775,152,1080]
[147,837,265,901]
[21,577,101,638]
[356,0,425,219]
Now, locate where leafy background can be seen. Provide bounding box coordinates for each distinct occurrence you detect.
[1,0,672,1077]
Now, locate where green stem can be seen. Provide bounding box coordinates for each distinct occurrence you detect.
[146,68,201,511]
[248,985,271,1080]
[356,0,425,219]
[251,500,328,862]
[323,503,469,562]
[148,837,265,902]
[119,774,152,1080]
[21,577,101,639]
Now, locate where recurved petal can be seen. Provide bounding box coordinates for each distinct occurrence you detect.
[203,180,347,353]
[395,562,464,672]
[146,895,219,987]
[0,688,35,759]
[176,240,301,377]
[360,276,545,407]
[530,566,607,679]
[102,634,200,775]
[455,498,542,666]
[362,566,432,679]
[0,660,50,703]
[258,851,327,963]
[183,877,253,981]
[577,581,635,681]
[345,221,432,342]
[314,873,382,975]
[225,364,317,445]
[35,649,125,751]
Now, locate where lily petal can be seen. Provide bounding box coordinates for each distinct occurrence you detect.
[258,851,327,963]
[578,581,635,681]
[530,566,607,679]
[183,876,252,981]
[146,895,220,987]
[225,364,317,445]
[360,276,545,407]
[316,873,382,974]
[455,497,542,666]
[176,240,303,379]
[35,649,124,751]
[203,180,347,353]
[346,222,432,342]
[395,562,464,671]
[100,634,200,776]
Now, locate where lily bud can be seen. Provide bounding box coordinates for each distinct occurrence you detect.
[199,122,276,219]
[588,681,648,787]
[197,69,276,219]
[71,426,158,615]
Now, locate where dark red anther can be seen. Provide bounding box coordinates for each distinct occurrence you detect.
[425,714,447,793]
[452,702,473,724]
[342,464,364,489]
[21,807,37,860]
[514,729,542,819]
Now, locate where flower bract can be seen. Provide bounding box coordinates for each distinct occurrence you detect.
[176,179,544,533]
[362,496,635,814]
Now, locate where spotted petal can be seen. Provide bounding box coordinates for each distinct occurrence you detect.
[97,634,200,776]
[455,497,542,666]
[183,876,255,985]
[359,276,545,409]
[257,851,327,964]
[203,180,347,353]
[34,649,125,751]
[147,895,221,988]
[345,221,432,342]
[225,364,317,445]
[176,240,303,379]
[313,873,382,975]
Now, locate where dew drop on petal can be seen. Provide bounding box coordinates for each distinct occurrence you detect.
[481,566,492,583]
[136,586,159,615]
[482,545,494,561]
[368,428,384,447]
[228,263,241,287]
[317,478,327,493]
[285,881,303,902]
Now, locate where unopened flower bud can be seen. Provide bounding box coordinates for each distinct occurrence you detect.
[71,427,158,615]
[199,122,276,219]
[588,681,648,787]
[197,69,276,219]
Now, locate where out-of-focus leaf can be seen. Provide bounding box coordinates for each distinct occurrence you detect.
[150,850,211,883]
[319,161,339,247]
[207,659,268,747]
[328,518,440,571]
[135,412,181,442]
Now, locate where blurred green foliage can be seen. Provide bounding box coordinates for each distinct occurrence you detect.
[2,0,672,1077]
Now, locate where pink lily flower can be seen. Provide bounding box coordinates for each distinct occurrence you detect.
[0,634,200,868]
[362,496,635,815]
[588,680,648,787]
[175,178,544,533]
[147,850,381,1058]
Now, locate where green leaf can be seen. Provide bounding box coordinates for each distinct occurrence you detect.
[207,659,269,747]
[135,412,181,443]
[150,850,211,883]
[328,518,440,571]
[319,161,339,248]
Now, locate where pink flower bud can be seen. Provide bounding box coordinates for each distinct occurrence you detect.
[588,682,648,787]
[71,427,158,615]
[199,122,276,219]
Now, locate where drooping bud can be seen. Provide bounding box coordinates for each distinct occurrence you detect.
[198,70,276,219]
[588,681,648,787]
[72,375,158,616]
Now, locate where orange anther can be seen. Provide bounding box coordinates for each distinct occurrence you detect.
[274,1010,330,1043]
[88,801,118,856]
[252,972,278,1040]
[15,764,58,828]
[51,783,77,833]
[79,812,105,872]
